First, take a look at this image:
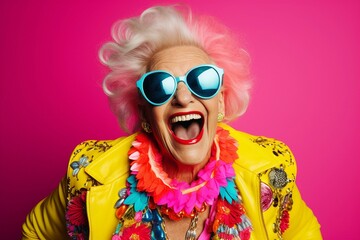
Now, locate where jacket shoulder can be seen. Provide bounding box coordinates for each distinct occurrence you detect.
[67,138,122,175]
[221,124,299,237]
[222,123,297,176]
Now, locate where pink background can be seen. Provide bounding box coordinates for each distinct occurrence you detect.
[1,0,359,239]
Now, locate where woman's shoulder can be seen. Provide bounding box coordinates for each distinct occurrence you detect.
[220,123,297,176]
[70,136,128,158]
[68,135,134,168]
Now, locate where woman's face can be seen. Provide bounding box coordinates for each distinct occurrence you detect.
[141,45,224,168]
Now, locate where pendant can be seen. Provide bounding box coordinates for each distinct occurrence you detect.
[185,213,198,240]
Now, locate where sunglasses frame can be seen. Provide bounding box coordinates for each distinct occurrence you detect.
[136,64,224,106]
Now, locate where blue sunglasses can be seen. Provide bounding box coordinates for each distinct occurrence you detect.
[136,64,224,106]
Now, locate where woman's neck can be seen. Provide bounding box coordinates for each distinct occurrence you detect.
[162,157,209,183]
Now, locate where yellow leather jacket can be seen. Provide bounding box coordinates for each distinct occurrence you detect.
[22,124,322,239]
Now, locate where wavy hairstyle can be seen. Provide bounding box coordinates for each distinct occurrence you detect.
[99,5,251,133]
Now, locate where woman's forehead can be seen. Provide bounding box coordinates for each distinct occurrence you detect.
[149,46,211,75]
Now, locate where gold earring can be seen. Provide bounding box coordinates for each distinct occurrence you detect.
[141,121,152,133]
[217,113,224,122]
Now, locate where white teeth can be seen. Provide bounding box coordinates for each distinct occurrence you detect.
[171,114,201,123]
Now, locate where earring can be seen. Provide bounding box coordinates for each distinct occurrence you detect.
[141,121,152,133]
[217,113,224,122]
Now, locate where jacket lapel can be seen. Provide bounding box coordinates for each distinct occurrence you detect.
[84,134,136,239]
[85,133,136,184]
[234,163,269,239]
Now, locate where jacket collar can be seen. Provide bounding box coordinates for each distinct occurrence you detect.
[84,133,137,184]
[220,123,281,174]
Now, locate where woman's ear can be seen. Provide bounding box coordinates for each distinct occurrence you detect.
[138,103,153,133]
[218,89,225,115]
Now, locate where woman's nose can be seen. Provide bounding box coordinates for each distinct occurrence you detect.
[172,82,193,106]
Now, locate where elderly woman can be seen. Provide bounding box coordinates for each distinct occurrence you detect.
[22,5,322,240]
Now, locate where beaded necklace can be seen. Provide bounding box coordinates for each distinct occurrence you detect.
[112,127,252,240]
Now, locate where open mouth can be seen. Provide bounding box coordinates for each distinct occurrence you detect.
[169,112,204,144]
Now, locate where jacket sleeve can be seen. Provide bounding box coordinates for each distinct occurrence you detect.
[247,132,322,239]
[21,176,68,240]
[283,184,323,239]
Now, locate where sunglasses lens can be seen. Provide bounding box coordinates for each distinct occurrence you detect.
[143,72,175,104]
[187,66,221,98]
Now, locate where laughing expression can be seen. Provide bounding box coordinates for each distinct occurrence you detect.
[141,45,224,173]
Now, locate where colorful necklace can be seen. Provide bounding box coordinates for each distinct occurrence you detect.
[112,127,252,240]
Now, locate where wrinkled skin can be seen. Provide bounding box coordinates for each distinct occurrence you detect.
[140,45,225,182]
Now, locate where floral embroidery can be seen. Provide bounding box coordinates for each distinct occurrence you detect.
[121,223,151,240]
[252,137,294,166]
[66,190,89,240]
[212,195,252,240]
[254,136,295,238]
[280,210,290,234]
[83,140,112,152]
[269,171,294,237]
[70,155,90,178]
[66,140,106,239]
[215,198,244,227]
[240,228,251,240]
[218,232,235,240]
[71,140,112,160]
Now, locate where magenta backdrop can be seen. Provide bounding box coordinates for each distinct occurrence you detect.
[1,0,359,239]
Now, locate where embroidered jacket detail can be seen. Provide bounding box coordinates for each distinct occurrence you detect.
[65,140,113,239]
[254,136,296,239]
